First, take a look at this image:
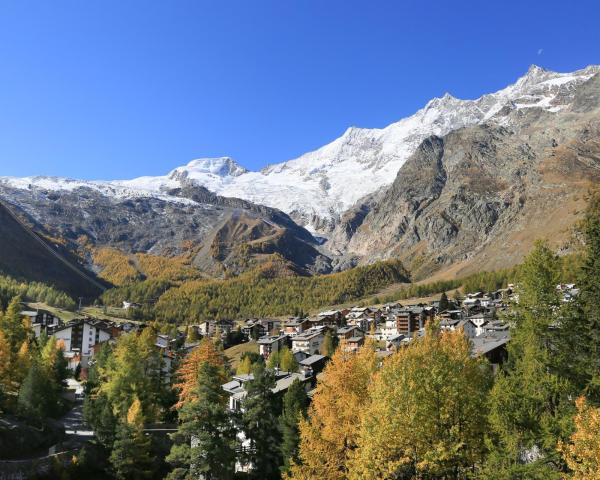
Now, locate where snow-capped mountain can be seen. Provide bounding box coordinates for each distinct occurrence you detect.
[2,65,598,233]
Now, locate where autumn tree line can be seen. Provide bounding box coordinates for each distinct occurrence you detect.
[0,296,70,456]
[0,274,76,310]
[101,258,411,322]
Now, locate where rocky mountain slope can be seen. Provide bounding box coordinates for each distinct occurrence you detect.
[0,201,106,297]
[1,64,599,287]
[331,71,600,278]
[0,181,331,280]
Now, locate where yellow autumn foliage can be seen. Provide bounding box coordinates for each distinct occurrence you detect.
[349,327,491,479]
[288,342,377,480]
[559,396,600,480]
[93,247,202,286]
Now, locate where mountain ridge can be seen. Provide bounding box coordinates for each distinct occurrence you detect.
[2,64,598,234]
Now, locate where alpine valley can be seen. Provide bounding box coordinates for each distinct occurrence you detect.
[2,64,600,293]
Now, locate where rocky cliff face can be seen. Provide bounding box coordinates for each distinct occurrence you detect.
[333,73,600,278]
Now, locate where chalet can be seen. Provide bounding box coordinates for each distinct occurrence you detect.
[395,306,434,336]
[291,329,325,355]
[462,298,482,313]
[316,309,346,326]
[197,319,235,337]
[223,370,314,412]
[471,331,510,369]
[343,336,365,352]
[439,309,464,320]
[155,333,177,350]
[483,320,510,334]
[386,333,406,351]
[441,317,478,338]
[336,325,364,341]
[257,334,289,359]
[299,354,327,376]
[467,312,495,336]
[242,318,280,340]
[283,317,311,337]
[122,301,142,310]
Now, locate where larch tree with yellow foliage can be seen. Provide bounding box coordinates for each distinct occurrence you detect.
[288,340,377,480]
[349,326,492,480]
[559,396,600,480]
[174,337,228,409]
[0,331,12,409]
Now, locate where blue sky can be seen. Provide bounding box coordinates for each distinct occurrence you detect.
[0,0,598,179]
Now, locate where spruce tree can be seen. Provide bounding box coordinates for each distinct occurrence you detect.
[241,363,282,479]
[166,362,237,480]
[279,379,308,473]
[439,291,449,311]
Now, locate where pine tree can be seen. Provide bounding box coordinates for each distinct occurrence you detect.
[289,344,377,480]
[241,363,282,479]
[279,379,308,474]
[349,326,491,479]
[110,396,153,480]
[166,362,237,480]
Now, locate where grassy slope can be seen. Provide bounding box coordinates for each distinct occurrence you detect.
[224,341,258,370]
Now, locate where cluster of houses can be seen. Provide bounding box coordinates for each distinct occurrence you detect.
[20,306,182,382]
[20,281,579,411]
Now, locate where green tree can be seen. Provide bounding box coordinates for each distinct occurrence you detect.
[320,331,334,357]
[237,355,254,375]
[166,362,237,480]
[439,291,450,311]
[560,191,600,403]
[279,379,308,474]
[110,396,153,480]
[279,347,298,373]
[17,360,54,421]
[483,241,575,479]
[241,363,282,479]
[267,350,281,369]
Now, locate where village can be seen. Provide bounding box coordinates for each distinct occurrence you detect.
[21,281,581,411]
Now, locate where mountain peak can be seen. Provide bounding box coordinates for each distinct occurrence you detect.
[180,157,248,178]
